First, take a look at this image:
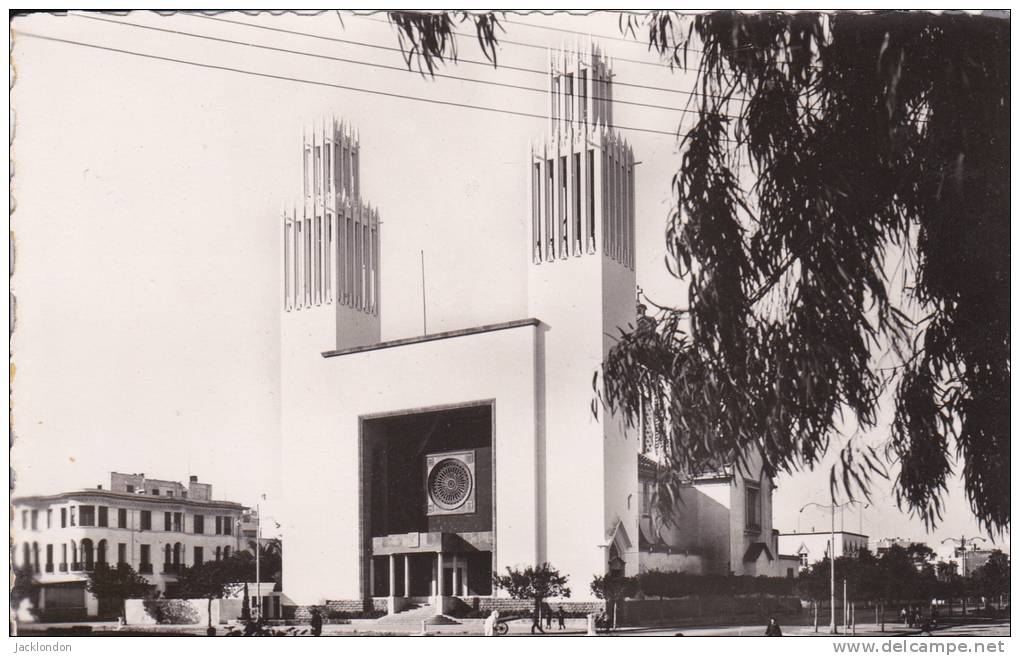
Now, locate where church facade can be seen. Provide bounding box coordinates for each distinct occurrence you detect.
[280,44,779,613]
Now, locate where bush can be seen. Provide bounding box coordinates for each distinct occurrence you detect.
[142,599,201,624]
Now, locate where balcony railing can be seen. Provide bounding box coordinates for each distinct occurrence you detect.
[58,563,68,572]
[162,563,182,575]
[44,563,53,573]
[139,563,153,574]
[70,562,81,572]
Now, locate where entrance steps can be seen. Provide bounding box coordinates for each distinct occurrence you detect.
[374,603,461,628]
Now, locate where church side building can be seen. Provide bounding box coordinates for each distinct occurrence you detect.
[280,43,778,617]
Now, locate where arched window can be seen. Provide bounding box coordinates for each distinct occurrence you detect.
[172,543,181,567]
[32,543,40,574]
[164,544,172,567]
[97,540,107,566]
[21,543,30,569]
[80,539,95,571]
[223,546,231,559]
[70,540,79,570]
[215,547,221,561]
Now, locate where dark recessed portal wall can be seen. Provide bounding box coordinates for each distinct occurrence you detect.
[363,404,493,538]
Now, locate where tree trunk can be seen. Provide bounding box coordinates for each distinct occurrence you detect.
[814,601,819,633]
[880,602,885,632]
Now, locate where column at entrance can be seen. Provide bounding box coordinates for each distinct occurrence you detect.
[388,554,396,597]
[451,554,460,597]
[403,555,411,598]
[436,552,445,596]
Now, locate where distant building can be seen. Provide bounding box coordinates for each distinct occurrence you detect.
[958,549,995,577]
[778,531,869,569]
[12,472,248,620]
[872,536,918,555]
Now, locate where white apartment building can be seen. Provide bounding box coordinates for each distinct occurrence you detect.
[12,472,247,620]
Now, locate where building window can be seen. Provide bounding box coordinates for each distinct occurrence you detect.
[573,152,582,252]
[79,505,95,527]
[164,512,172,531]
[640,482,653,518]
[125,484,134,493]
[215,516,221,535]
[98,506,108,527]
[21,510,27,529]
[551,77,559,124]
[60,508,67,528]
[118,508,127,529]
[118,543,127,565]
[221,516,232,536]
[139,545,151,574]
[45,544,53,573]
[800,553,809,567]
[140,510,151,531]
[565,72,574,124]
[173,513,182,532]
[151,489,159,496]
[61,544,67,568]
[745,486,761,531]
[46,509,52,529]
[559,155,567,255]
[224,546,231,559]
[70,507,77,527]
[545,160,554,256]
[194,546,204,566]
[215,546,221,561]
[194,515,205,535]
[580,69,588,123]
[167,491,174,498]
[31,510,38,530]
[532,162,541,261]
[587,149,595,246]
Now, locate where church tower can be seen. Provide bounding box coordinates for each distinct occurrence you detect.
[527,44,640,585]
[281,118,381,354]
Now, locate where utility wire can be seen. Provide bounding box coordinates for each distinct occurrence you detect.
[18,30,716,140]
[77,13,736,119]
[190,13,746,103]
[346,11,695,71]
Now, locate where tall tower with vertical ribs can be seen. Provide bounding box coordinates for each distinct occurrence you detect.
[282,118,381,354]
[528,44,640,585]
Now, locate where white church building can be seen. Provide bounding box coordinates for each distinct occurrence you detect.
[280,44,779,615]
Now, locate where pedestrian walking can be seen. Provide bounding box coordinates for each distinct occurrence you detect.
[309,607,323,636]
[557,605,566,630]
[543,602,552,629]
[531,605,545,634]
[764,617,783,636]
[483,610,500,637]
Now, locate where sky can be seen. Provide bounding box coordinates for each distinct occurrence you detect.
[10,10,1008,552]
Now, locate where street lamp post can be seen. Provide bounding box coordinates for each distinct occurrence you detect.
[800,501,857,634]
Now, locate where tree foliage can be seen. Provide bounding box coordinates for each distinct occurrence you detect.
[388,11,502,75]
[381,11,1008,533]
[971,550,1009,598]
[492,562,570,621]
[86,563,152,615]
[176,557,247,629]
[605,11,1009,534]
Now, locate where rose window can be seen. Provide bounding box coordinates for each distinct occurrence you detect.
[428,458,473,510]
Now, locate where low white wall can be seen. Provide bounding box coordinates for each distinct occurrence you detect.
[124,598,221,625]
[639,551,704,575]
